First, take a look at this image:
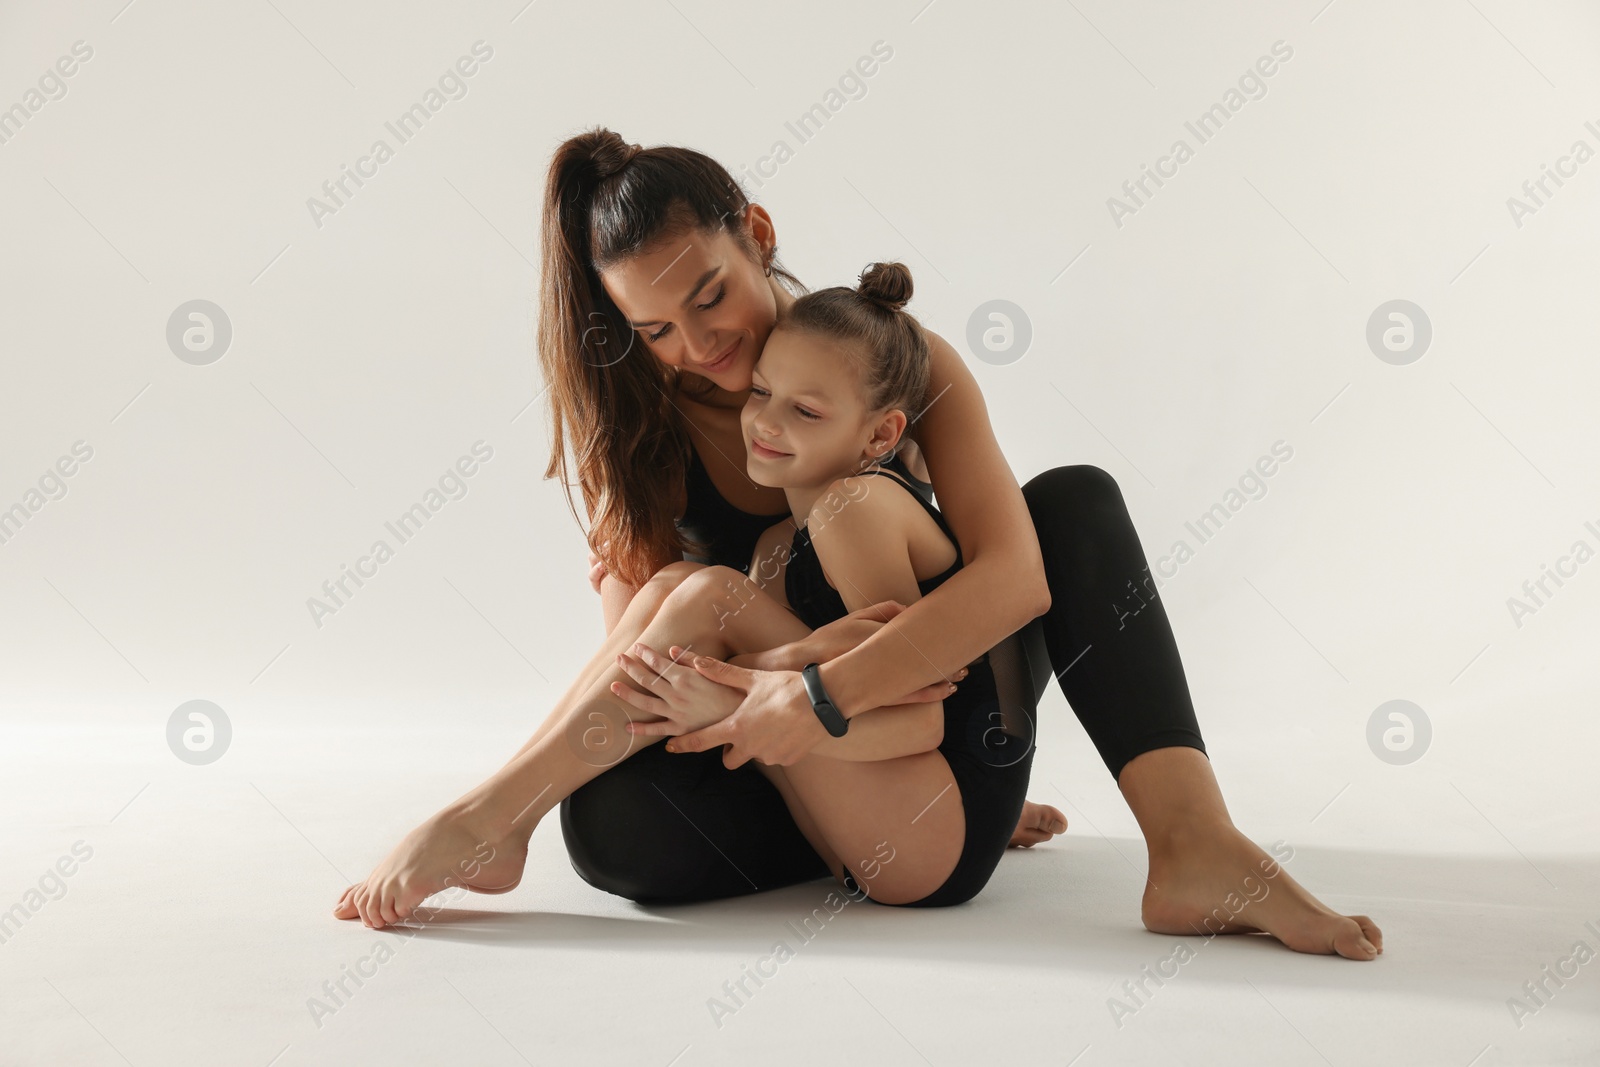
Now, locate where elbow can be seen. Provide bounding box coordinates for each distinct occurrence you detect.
[1010,553,1051,628]
[971,545,1051,632]
[1025,558,1052,621]
[923,705,945,752]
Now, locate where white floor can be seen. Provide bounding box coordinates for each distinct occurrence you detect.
[3,684,1596,1067]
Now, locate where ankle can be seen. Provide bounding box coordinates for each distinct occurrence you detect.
[1143,813,1236,859]
[450,780,540,842]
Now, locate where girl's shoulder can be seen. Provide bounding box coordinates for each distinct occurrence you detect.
[806,467,957,580]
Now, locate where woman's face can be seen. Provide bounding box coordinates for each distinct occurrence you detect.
[599,212,782,392]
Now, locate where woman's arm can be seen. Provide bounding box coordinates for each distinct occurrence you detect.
[597,572,640,634]
[594,540,686,634]
[816,329,1050,719]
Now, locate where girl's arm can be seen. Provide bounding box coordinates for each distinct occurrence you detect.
[727,519,946,761]
[815,329,1050,719]
[804,483,949,747]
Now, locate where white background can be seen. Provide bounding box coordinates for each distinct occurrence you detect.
[1,1,1597,1064]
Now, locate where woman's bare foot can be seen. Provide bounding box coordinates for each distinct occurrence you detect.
[333,802,531,929]
[1141,819,1383,960]
[1009,800,1068,848]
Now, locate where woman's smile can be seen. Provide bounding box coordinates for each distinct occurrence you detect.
[696,338,741,375]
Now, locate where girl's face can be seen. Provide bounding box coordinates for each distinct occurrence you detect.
[741,327,906,490]
[598,208,783,392]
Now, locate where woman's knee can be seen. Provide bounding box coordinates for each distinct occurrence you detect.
[1023,464,1123,517]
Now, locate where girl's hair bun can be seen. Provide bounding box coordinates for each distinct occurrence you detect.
[856,261,913,312]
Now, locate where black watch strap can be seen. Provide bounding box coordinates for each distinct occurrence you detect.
[800,662,849,737]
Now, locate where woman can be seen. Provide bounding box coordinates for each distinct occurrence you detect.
[336,128,1382,960]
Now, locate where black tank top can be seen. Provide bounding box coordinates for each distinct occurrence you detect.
[678,446,933,573]
[784,466,960,630]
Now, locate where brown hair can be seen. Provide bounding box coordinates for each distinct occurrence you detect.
[780,261,931,418]
[537,127,803,586]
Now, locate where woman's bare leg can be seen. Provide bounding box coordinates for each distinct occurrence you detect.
[1121,749,1383,959]
[335,565,963,926]
[335,565,709,927]
[1023,465,1382,959]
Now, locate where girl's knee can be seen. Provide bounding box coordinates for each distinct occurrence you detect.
[643,560,705,596]
[663,564,748,608]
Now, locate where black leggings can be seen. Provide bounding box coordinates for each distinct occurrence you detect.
[559,465,1209,905]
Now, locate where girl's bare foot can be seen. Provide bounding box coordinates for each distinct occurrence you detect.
[333,801,531,929]
[1009,800,1068,848]
[1141,819,1384,961]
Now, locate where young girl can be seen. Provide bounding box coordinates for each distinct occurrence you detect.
[618,261,1035,907]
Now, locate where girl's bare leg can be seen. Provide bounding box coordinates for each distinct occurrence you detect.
[509,561,706,759]
[633,568,967,906]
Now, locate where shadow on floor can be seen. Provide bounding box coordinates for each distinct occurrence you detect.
[388,839,1600,1001]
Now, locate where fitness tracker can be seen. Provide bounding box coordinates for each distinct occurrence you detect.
[800,662,850,737]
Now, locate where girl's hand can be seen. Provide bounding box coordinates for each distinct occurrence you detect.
[802,600,907,664]
[611,642,744,737]
[667,659,835,768]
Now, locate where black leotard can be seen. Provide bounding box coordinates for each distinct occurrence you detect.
[678,445,932,571]
[783,465,1032,907]
[560,461,1209,905]
[677,446,789,571]
[784,470,952,626]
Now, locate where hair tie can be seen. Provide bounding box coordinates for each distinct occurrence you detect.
[596,141,641,179]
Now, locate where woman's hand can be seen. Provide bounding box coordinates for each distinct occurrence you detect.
[611,642,744,737]
[665,658,838,768]
[586,544,609,594]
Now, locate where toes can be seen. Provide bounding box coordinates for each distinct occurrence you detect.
[1010,802,1068,848]
[1334,917,1380,960]
[1353,915,1384,955]
[355,885,376,928]
[333,886,359,920]
[379,891,401,928]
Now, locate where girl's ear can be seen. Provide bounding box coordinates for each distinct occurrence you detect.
[867,409,908,456]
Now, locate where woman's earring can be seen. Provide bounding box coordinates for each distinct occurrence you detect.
[763,249,774,277]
